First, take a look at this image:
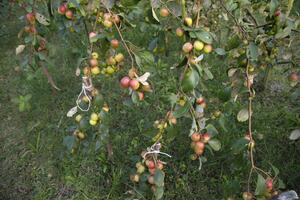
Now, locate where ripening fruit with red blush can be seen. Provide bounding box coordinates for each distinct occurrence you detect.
[195,141,205,151]
[148,175,155,184]
[120,76,131,88]
[26,13,35,24]
[146,160,155,169]
[160,8,169,17]
[112,15,120,24]
[289,72,298,82]
[182,42,193,53]
[138,92,144,101]
[194,148,204,155]
[89,58,98,67]
[110,39,119,49]
[242,192,253,200]
[58,4,67,15]
[65,10,73,19]
[204,44,213,53]
[191,132,201,142]
[196,97,205,105]
[89,32,97,39]
[129,79,140,90]
[274,9,281,17]
[176,27,184,37]
[157,161,164,170]
[202,133,211,143]
[149,168,156,175]
[265,178,273,191]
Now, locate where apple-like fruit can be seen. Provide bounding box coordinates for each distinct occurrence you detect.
[89,119,97,126]
[137,165,145,174]
[89,58,98,67]
[103,20,113,28]
[111,39,119,49]
[26,12,35,24]
[194,148,204,155]
[146,160,155,169]
[176,27,184,37]
[65,10,73,19]
[89,32,97,39]
[114,53,124,63]
[196,97,205,105]
[191,132,201,142]
[194,40,204,51]
[184,17,193,27]
[182,42,193,53]
[91,66,100,75]
[266,178,273,191]
[58,4,67,15]
[129,79,140,90]
[148,175,155,184]
[204,44,213,53]
[242,192,253,200]
[289,72,298,82]
[120,76,131,88]
[202,133,211,143]
[138,92,144,101]
[195,141,205,150]
[90,113,99,121]
[106,57,116,65]
[112,15,120,24]
[160,8,169,17]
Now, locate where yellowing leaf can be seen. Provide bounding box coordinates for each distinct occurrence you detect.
[237,108,250,122]
[35,12,50,26]
[16,45,26,55]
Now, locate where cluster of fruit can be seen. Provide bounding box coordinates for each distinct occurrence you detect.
[131,150,166,196]
[97,12,120,28]
[189,132,211,159]
[24,12,37,35]
[120,69,152,101]
[82,38,124,76]
[57,3,74,19]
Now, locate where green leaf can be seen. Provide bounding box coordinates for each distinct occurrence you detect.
[194,31,213,44]
[237,108,249,122]
[168,93,178,106]
[269,0,279,15]
[218,115,228,132]
[131,91,139,104]
[181,68,200,92]
[275,26,292,39]
[247,42,259,61]
[255,174,267,196]
[173,102,190,118]
[231,138,249,154]
[154,169,165,187]
[208,139,221,151]
[63,136,75,150]
[154,186,164,200]
[203,68,214,80]
[206,124,218,137]
[214,48,226,55]
[101,0,115,8]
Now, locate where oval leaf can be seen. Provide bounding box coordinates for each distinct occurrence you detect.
[208,139,221,151]
[289,129,300,141]
[237,108,249,122]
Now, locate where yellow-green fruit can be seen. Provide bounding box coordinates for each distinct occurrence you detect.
[92,52,99,59]
[194,41,204,51]
[82,96,90,103]
[77,132,85,139]
[75,114,82,122]
[184,17,193,27]
[89,119,97,126]
[107,57,116,65]
[103,20,113,28]
[203,44,213,53]
[91,66,100,75]
[114,53,124,63]
[106,66,115,74]
[90,112,99,121]
[137,165,145,174]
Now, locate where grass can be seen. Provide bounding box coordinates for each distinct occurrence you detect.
[0,6,300,200]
